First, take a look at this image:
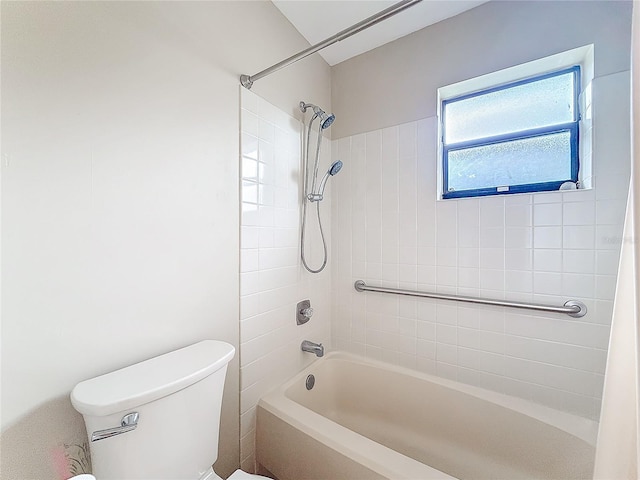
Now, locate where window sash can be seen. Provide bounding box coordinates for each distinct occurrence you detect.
[443,124,579,198]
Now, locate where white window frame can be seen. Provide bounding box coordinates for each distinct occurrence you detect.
[436,44,594,201]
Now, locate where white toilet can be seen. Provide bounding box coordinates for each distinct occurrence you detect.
[71,340,269,480]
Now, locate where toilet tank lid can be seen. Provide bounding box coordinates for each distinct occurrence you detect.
[71,340,235,417]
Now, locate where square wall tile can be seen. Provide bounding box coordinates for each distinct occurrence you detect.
[534,226,562,249]
[533,249,562,272]
[564,202,595,226]
[328,109,626,423]
[506,204,532,227]
[533,203,562,226]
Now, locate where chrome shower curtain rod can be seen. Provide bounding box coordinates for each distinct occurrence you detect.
[240,0,423,89]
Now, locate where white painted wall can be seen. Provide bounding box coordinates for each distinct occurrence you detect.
[0,2,330,479]
[331,1,632,139]
[239,90,332,471]
[330,1,631,420]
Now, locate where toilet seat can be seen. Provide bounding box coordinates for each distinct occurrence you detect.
[67,469,267,480]
[227,469,271,480]
[202,466,270,480]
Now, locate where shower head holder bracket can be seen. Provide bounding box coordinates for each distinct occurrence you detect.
[306,192,323,202]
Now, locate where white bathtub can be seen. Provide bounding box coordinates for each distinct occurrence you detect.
[256,352,597,480]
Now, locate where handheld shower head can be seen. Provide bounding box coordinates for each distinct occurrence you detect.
[308,160,343,201]
[328,160,343,176]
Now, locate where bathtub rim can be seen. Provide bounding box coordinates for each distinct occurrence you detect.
[260,351,599,447]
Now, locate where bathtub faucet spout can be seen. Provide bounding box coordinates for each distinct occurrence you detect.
[301,340,324,357]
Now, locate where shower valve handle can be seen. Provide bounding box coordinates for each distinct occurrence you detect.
[296,300,313,325]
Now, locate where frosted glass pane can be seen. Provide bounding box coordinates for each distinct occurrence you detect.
[447,132,572,192]
[445,72,575,144]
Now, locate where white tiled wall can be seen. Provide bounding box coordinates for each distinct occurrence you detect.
[330,71,630,420]
[239,89,332,471]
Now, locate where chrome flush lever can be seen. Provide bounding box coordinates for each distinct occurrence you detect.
[91,412,139,442]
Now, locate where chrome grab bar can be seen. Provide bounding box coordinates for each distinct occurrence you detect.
[91,412,139,442]
[354,280,587,318]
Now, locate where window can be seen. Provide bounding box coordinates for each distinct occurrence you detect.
[440,66,581,199]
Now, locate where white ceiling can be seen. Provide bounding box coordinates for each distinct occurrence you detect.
[272,0,489,66]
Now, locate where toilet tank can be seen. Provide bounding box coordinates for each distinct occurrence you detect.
[71,340,235,480]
